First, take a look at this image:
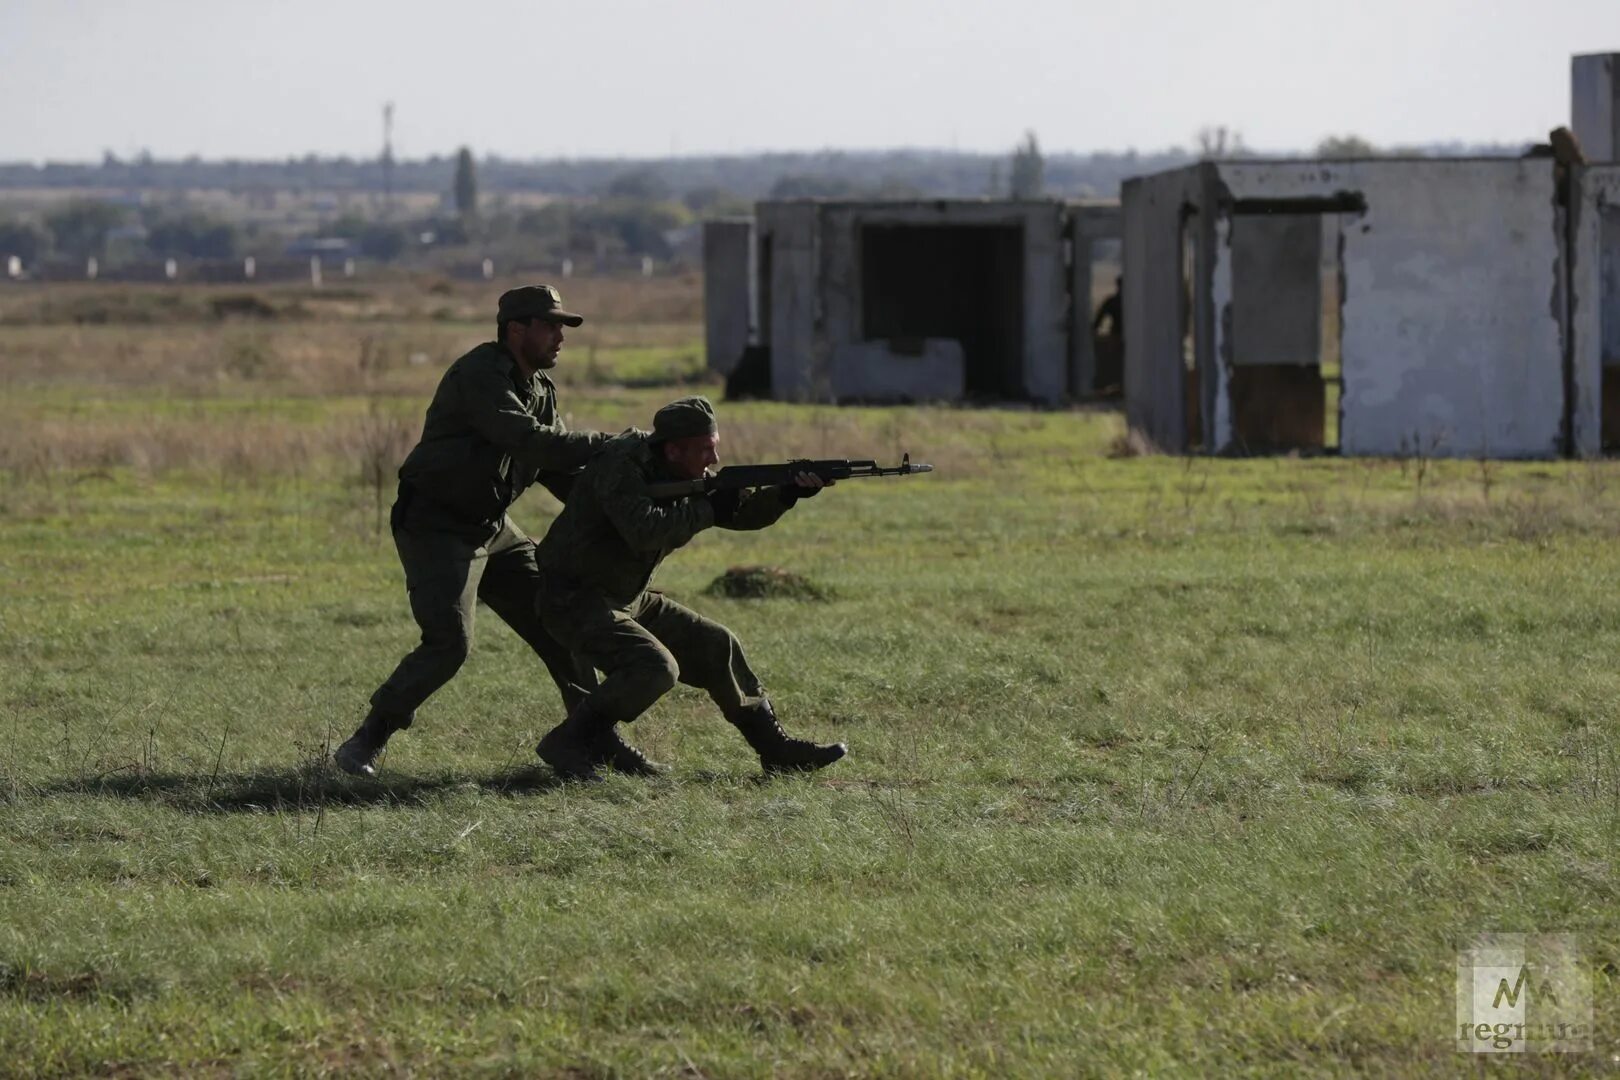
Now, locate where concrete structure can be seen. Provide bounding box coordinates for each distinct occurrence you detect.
[828,338,967,400]
[703,219,755,377]
[762,199,1066,403]
[1572,164,1620,451]
[1123,158,1578,458]
[707,199,1121,404]
[1573,54,1620,162]
[1572,57,1620,453]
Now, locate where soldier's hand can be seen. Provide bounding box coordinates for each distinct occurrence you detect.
[793,471,833,490]
[781,471,830,504]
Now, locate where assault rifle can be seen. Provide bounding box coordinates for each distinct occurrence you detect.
[645,454,934,498]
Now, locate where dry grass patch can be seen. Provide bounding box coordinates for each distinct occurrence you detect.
[0,272,702,329]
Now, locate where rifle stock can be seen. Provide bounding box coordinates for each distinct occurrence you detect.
[645,454,933,499]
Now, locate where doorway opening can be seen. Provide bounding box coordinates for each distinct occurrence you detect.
[1225,202,1359,453]
[1085,236,1124,397]
[860,224,1025,398]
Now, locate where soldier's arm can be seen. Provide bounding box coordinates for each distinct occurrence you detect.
[535,470,582,504]
[454,363,605,470]
[720,486,795,531]
[595,454,715,552]
[721,469,829,531]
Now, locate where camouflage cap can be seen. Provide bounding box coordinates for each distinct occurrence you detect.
[497,284,584,327]
[650,396,718,443]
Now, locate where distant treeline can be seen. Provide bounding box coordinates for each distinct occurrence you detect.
[0,143,1529,201]
[0,149,1193,200]
[0,142,1535,270]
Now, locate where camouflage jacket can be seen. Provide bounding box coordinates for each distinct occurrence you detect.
[535,430,795,608]
[397,342,604,529]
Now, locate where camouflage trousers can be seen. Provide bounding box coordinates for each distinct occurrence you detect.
[369,514,589,724]
[536,587,766,726]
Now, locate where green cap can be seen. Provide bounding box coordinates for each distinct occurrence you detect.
[650,396,718,443]
[498,284,584,327]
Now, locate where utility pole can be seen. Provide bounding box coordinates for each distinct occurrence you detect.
[381,101,395,216]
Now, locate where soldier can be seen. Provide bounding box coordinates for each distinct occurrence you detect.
[532,396,847,780]
[1092,274,1125,396]
[335,285,607,777]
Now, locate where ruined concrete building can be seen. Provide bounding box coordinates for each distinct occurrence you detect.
[701,54,1618,458]
[1122,52,1620,459]
[704,200,1121,404]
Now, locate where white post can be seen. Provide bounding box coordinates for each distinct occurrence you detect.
[243,256,256,280]
[164,258,177,280]
[641,255,654,277]
[7,255,21,279]
[561,257,573,279]
[344,258,356,278]
[482,257,494,280]
[86,257,98,280]
[310,257,323,287]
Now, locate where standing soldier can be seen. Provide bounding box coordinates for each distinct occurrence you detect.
[335,285,607,777]
[532,395,847,780]
[1091,275,1125,396]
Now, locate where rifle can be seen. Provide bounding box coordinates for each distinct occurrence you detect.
[645,454,934,498]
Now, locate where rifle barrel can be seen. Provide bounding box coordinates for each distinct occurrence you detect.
[643,455,934,499]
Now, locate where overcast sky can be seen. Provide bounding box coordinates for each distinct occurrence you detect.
[1,0,1614,163]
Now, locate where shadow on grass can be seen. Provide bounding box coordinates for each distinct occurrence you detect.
[37,763,567,813]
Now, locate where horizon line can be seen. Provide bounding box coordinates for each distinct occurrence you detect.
[0,138,1542,171]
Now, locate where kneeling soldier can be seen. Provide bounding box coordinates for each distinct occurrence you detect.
[533,396,847,779]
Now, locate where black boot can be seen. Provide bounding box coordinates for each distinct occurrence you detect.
[592,725,670,777]
[537,704,608,781]
[334,708,408,777]
[730,700,846,774]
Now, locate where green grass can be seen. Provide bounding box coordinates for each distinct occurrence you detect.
[5,352,1620,1073]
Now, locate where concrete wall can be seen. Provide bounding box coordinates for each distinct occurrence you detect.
[1571,165,1620,454]
[702,219,754,376]
[828,339,965,401]
[1328,162,1560,458]
[1122,166,1212,451]
[1573,54,1619,162]
[759,202,821,400]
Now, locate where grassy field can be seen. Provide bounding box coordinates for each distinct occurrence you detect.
[2,277,1619,1076]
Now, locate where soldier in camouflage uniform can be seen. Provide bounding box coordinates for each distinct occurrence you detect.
[533,396,847,779]
[335,285,607,777]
